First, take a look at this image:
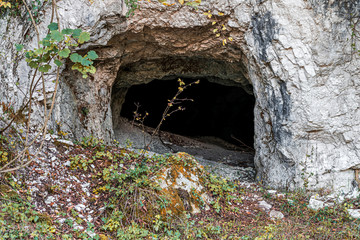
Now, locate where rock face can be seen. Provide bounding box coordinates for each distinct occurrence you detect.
[153,152,212,215]
[1,0,360,195]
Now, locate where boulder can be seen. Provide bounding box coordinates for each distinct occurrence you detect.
[269,210,284,220]
[308,195,325,211]
[347,209,360,219]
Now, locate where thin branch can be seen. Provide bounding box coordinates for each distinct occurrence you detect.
[140,80,199,156]
[21,0,40,47]
[0,69,40,135]
[230,134,255,152]
[0,67,61,173]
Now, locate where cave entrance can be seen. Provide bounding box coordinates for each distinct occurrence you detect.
[118,77,255,155]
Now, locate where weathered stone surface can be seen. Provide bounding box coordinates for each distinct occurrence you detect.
[269,210,284,220]
[1,0,360,195]
[258,200,272,212]
[152,152,211,215]
[308,195,325,211]
[196,157,256,182]
[347,209,360,219]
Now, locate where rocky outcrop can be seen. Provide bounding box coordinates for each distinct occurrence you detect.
[1,0,359,195]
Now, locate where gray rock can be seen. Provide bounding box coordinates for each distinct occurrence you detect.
[258,200,272,212]
[267,190,277,195]
[269,210,284,220]
[85,229,96,238]
[196,156,256,182]
[45,196,56,205]
[57,218,66,224]
[56,139,74,146]
[73,222,84,231]
[152,153,212,214]
[308,196,325,211]
[74,204,86,212]
[347,209,360,219]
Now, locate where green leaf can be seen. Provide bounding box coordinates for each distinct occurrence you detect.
[41,53,51,62]
[87,50,98,60]
[71,63,79,70]
[72,29,82,38]
[48,22,59,31]
[61,28,73,35]
[78,32,90,44]
[34,48,43,55]
[39,64,51,73]
[44,34,51,41]
[15,44,24,51]
[81,58,92,66]
[50,30,64,42]
[51,46,59,53]
[54,60,63,67]
[25,52,32,58]
[59,48,71,58]
[41,40,51,47]
[88,66,96,74]
[29,61,39,69]
[70,53,82,63]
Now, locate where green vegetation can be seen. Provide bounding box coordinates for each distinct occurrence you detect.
[0,0,98,174]
[1,1,360,239]
[1,137,360,239]
[16,22,98,78]
[0,180,57,239]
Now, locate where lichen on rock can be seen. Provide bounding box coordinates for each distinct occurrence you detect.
[153,152,211,216]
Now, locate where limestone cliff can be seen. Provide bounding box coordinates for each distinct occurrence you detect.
[0,0,359,195]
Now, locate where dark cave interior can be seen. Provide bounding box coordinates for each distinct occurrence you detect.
[120,78,255,149]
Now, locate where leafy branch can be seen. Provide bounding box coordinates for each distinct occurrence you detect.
[350,13,360,55]
[0,0,98,173]
[16,23,98,78]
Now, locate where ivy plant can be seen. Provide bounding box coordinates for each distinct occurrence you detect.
[16,22,98,78]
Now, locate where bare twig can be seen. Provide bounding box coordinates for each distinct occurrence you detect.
[0,0,63,173]
[21,0,40,47]
[0,66,60,173]
[141,79,199,155]
[230,134,255,152]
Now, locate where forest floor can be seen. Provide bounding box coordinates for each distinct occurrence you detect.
[1,134,360,239]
